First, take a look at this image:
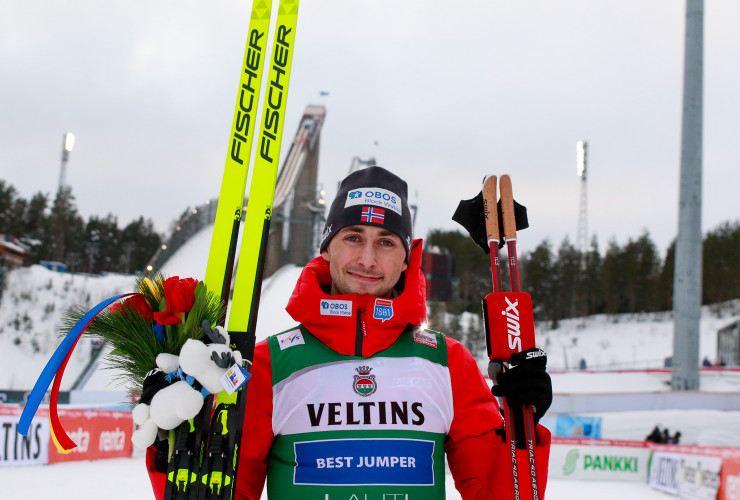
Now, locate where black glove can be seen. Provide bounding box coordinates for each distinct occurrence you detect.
[490,348,552,449]
[153,435,169,472]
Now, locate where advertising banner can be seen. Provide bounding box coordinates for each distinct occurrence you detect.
[649,451,722,500]
[719,453,740,500]
[0,390,69,405]
[550,438,650,482]
[47,408,133,463]
[0,406,49,467]
[555,415,602,439]
[649,451,681,495]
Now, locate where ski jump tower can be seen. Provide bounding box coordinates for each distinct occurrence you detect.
[145,105,326,277]
[263,104,327,276]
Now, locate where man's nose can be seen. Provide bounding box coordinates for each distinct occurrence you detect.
[356,242,377,267]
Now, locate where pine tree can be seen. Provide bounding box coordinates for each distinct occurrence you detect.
[23,192,49,262]
[580,236,605,316]
[602,232,661,314]
[703,221,740,304]
[553,237,581,323]
[628,231,661,312]
[8,197,28,237]
[0,180,18,235]
[658,241,675,311]
[25,192,49,236]
[520,240,556,325]
[47,186,84,264]
[83,215,121,273]
[121,217,162,273]
[603,239,628,314]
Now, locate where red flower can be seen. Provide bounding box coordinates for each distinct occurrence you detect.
[153,277,199,326]
[110,295,153,322]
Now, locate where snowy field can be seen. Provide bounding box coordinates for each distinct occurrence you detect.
[1,451,671,500]
[2,224,739,498]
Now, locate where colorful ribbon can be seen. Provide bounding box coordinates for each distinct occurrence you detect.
[17,293,136,449]
[48,334,83,452]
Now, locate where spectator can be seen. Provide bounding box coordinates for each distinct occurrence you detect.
[646,426,663,443]
[668,431,682,444]
[661,428,671,443]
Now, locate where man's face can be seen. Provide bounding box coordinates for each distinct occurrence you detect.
[321,225,408,298]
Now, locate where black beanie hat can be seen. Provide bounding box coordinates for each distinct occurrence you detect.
[320,166,412,261]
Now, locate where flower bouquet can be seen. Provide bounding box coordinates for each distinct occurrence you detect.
[62,275,224,392]
[18,274,243,452]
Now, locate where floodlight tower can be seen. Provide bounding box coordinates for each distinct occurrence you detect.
[58,132,75,194]
[576,140,588,260]
[53,132,75,263]
[671,0,703,391]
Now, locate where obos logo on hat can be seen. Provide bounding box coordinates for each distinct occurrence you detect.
[345,187,403,215]
[320,166,413,262]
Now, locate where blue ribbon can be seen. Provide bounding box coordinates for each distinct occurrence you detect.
[18,294,130,436]
[153,323,165,345]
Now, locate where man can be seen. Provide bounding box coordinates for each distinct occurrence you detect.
[148,166,551,499]
[234,166,551,499]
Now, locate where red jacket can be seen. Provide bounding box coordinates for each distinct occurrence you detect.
[148,239,549,499]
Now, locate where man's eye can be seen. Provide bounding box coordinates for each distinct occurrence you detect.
[345,235,360,242]
[380,239,394,247]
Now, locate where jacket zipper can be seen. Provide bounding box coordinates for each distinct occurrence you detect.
[355,307,365,356]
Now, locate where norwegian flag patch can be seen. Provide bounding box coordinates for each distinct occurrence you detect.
[361,207,385,224]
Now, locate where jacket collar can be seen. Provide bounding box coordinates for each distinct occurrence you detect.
[285,239,426,357]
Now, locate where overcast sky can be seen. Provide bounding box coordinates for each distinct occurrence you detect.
[2,0,738,257]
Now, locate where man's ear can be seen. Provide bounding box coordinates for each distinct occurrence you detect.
[321,249,330,262]
[401,262,408,272]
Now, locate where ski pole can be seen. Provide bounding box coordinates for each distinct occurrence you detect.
[500,174,539,500]
[482,175,521,500]
[483,176,504,294]
[482,174,539,500]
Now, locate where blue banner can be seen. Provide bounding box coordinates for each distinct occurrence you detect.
[556,415,602,438]
[294,438,434,486]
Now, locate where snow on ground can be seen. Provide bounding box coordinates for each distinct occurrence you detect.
[597,408,740,446]
[1,451,672,500]
[0,265,136,390]
[159,223,302,340]
[539,306,740,372]
[159,224,218,281]
[551,369,740,394]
